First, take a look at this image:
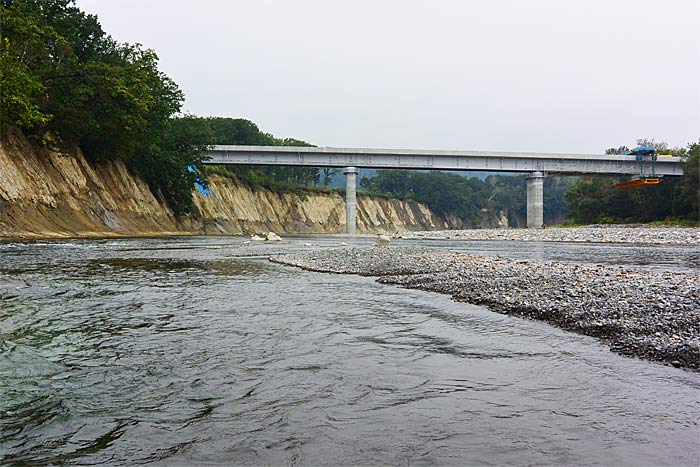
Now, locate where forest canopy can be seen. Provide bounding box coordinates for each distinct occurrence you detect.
[0,0,328,213]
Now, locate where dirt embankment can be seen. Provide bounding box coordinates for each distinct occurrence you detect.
[0,130,464,240]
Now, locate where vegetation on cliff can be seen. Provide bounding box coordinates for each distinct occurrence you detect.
[201,117,325,189]
[0,0,211,214]
[0,1,328,214]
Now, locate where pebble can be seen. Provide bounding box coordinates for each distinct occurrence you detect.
[400,225,700,246]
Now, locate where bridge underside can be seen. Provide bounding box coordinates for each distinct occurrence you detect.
[203,146,684,233]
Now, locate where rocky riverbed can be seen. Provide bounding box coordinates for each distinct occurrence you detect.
[400,225,700,245]
[271,246,700,369]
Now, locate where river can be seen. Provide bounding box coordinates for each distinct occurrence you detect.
[1,236,698,466]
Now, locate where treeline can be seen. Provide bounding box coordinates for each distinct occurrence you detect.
[360,170,571,226]
[565,141,699,224]
[202,117,337,189]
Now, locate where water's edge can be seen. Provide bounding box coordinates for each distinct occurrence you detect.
[270,246,700,369]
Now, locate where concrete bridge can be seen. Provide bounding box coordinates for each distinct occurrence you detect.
[204,145,684,233]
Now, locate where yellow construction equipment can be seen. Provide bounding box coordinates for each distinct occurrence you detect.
[614,176,662,189]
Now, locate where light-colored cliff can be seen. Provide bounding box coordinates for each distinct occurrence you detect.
[193,176,456,235]
[0,130,460,239]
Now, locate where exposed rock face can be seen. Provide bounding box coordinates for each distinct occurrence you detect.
[0,129,183,239]
[0,130,463,239]
[193,177,459,235]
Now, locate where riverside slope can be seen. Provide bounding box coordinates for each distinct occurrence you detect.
[0,130,461,239]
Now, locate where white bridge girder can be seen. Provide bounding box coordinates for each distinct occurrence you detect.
[204,145,684,176]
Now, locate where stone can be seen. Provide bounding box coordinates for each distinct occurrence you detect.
[266,232,282,242]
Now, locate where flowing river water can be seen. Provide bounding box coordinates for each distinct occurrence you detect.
[1,236,698,466]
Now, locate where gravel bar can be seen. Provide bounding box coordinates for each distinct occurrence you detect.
[271,246,700,369]
[400,225,700,245]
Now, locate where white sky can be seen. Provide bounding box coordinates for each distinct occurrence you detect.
[76,0,699,153]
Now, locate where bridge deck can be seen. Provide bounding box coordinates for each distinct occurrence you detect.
[205,145,684,176]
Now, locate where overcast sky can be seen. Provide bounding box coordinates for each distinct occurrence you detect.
[76,0,698,153]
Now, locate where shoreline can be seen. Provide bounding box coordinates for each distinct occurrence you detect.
[271,246,700,370]
[400,225,700,246]
[3,224,698,244]
[0,230,199,243]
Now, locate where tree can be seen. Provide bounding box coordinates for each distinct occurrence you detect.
[136,115,214,215]
[202,117,321,188]
[485,174,527,226]
[676,142,699,220]
[0,1,53,129]
[321,167,339,187]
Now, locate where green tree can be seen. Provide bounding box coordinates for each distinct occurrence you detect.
[0,1,53,129]
[484,174,527,226]
[1,0,210,214]
[321,167,339,187]
[676,142,699,220]
[202,117,321,188]
[362,170,570,226]
[136,115,214,215]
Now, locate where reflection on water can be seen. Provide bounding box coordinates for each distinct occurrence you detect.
[94,258,269,276]
[0,236,698,466]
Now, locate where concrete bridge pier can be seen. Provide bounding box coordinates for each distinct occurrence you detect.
[526,171,545,228]
[344,167,358,235]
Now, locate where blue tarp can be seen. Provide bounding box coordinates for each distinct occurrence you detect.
[186,166,212,196]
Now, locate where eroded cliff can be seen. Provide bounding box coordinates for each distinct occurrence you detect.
[0,130,461,239]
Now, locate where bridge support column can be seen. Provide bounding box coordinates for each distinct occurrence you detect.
[344,167,358,235]
[526,171,545,228]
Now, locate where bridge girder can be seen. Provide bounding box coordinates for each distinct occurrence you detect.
[204,145,684,176]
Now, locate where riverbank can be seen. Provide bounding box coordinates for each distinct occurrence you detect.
[271,246,700,369]
[400,225,700,245]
